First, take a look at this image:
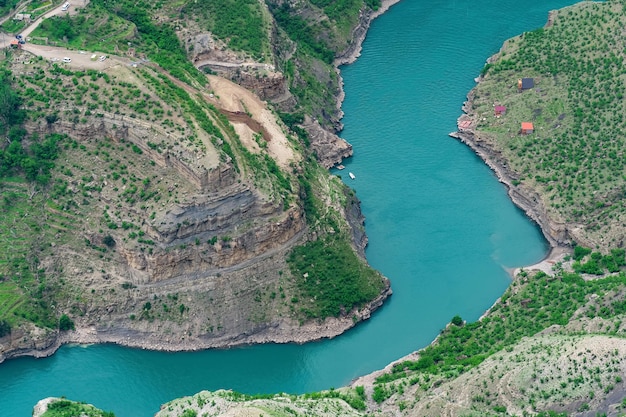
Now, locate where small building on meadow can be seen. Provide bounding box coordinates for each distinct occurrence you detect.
[520,122,534,135]
[494,105,507,116]
[518,77,534,91]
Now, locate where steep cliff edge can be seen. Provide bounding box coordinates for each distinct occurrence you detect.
[0,48,389,362]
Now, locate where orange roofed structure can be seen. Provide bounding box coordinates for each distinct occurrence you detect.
[520,122,534,135]
[458,120,472,130]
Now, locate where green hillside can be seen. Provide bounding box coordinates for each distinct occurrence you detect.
[471,1,626,248]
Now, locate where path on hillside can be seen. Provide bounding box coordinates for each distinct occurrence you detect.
[194,59,275,72]
[1,0,295,170]
[0,0,88,48]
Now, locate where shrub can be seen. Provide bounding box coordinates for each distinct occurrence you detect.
[59,314,75,331]
[574,245,592,261]
[372,385,391,403]
[103,235,116,248]
[0,320,11,337]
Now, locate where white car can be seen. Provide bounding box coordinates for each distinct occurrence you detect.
[99,55,107,62]
[62,57,71,63]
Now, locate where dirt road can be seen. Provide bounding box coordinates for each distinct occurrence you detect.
[22,43,124,70]
[0,0,87,48]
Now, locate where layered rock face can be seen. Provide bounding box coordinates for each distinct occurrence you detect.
[0,54,388,362]
[191,33,293,104]
[120,200,305,284]
[29,114,236,192]
[0,0,398,362]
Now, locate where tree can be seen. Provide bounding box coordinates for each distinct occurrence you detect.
[0,72,25,131]
[0,319,11,337]
[103,235,116,248]
[59,314,75,331]
[451,315,464,327]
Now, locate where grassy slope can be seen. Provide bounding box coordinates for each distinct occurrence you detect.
[0,59,212,330]
[37,398,115,417]
[27,0,380,127]
[155,389,367,417]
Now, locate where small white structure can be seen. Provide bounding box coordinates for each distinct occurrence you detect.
[13,13,32,21]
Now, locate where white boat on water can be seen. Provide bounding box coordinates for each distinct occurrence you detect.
[349,172,355,180]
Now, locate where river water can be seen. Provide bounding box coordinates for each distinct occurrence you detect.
[2,0,576,415]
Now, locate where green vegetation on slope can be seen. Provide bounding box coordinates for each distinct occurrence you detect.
[0,55,220,332]
[0,0,21,22]
[155,389,365,417]
[309,0,381,36]
[371,265,626,410]
[288,236,385,319]
[474,1,626,246]
[270,3,335,64]
[0,67,71,330]
[27,0,377,129]
[287,156,386,321]
[34,6,133,52]
[31,0,206,86]
[387,270,621,377]
[40,399,115,417]
[181,0,271,60]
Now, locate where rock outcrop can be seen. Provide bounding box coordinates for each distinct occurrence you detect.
[450,127,571,249]
[0,0,399,365]
[301,116,353,169]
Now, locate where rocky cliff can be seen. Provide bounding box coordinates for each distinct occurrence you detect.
[0,42,390,362]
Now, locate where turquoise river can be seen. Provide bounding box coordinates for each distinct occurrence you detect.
[2,0,577,415]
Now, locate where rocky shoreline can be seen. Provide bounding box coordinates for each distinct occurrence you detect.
[0,281,392,363]
[448,9,584,259]
[450,83,573,258]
